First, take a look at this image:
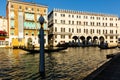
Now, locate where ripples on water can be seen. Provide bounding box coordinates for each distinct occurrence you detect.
[0,47,119,80]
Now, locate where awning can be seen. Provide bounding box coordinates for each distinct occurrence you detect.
[0,30,7,36]
[0,38,5,40]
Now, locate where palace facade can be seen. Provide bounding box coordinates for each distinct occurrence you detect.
[48,9,120,46]
[6,0,48,48]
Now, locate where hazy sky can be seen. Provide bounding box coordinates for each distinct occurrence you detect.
[0,0,120,17]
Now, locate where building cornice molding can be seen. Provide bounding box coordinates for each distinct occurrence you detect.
[53,8,118,17]
[7,0,48,8]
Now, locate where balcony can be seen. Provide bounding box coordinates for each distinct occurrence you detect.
[10,17,14,20]
[25,19,35,22]
[104,33,119,36]
[44,28,49,31]
[0,30,8,39]
[53,32,72,35]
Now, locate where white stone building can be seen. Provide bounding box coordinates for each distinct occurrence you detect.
[48,9,120,46]
[0,16,7,31]
[0,16,9,47]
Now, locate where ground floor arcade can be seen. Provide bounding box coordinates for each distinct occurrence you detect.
[49,34,118,47]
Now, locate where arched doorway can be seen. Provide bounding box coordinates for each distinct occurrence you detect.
[80,36,85,45]
[87,36,92,45]
[27,38,33,49]
[93,36,98,46]
[72,36,78,43]
[99,36,104,44]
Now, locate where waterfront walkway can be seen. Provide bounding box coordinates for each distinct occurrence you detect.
[83,52,120,80]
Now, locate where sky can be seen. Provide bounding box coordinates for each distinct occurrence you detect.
[0,0,120,17]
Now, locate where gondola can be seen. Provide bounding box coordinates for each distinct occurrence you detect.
[20,47,68,53]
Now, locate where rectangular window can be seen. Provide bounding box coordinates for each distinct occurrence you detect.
[86,29,88,34]
[55,19,57,23]
[61,20,62,24]
[69,21,71,24]
[61,28,62,32]
[19,6,22,9]
[61,35,65,39]
[25,13,34,21]
[68,15,71,17]
[10,30,14,35]
[110,36,113,39]
[106,30,107,34]
[10,11,14,19]
[55,35,57,38]
[105,36,107,39]
[93,29,95,33]
[24,22,36,29]
[63,28,65,32]
[37,15,40,21]
[55,13,57,16]
[84,29,85,33]
[99,30,100,34]
[72,28,74,33]
[11,5,14,8]
[37,23,40,29]
[79,21,81,25]
[37,9,39,12]
[55,27,57,32]
[69,35,71,39]
[69,28,71,32]
[97,29,98,33]
[77,29,79,33]
[105,23,107,26]
[63,20,65,24]
[44,23,47,30]
[90,29,92,34]
[103,30,104,34]
[116,30,117,34]
[72,21,74,25]
[11,20,14,28]
[79,29,81,33]
[61,28,65,32]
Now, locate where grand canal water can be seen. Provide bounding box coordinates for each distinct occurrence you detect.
[0,47,119,80]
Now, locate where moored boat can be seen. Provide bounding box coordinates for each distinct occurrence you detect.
[117,39,120,48]
[98,42,117,49]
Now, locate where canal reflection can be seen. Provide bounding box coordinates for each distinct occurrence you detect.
[0,47,119,80]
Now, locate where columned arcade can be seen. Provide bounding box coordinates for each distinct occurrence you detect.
[72,35,105,46]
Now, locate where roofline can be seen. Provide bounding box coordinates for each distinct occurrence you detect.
[52,8,118,17]
[0,16,6,19]
[7,0,48,8]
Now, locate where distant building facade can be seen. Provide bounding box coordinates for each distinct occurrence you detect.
[48,9,120,46]
[0,16,9,47]
[6,0,48,48]
[0,16,7,31]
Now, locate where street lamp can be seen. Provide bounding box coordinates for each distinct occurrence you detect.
[39,15,45,78]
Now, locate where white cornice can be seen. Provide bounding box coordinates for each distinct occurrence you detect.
[53,8,118,17]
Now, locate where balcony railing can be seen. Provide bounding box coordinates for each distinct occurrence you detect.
[104,33,119,36]
[53,32,72,35]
